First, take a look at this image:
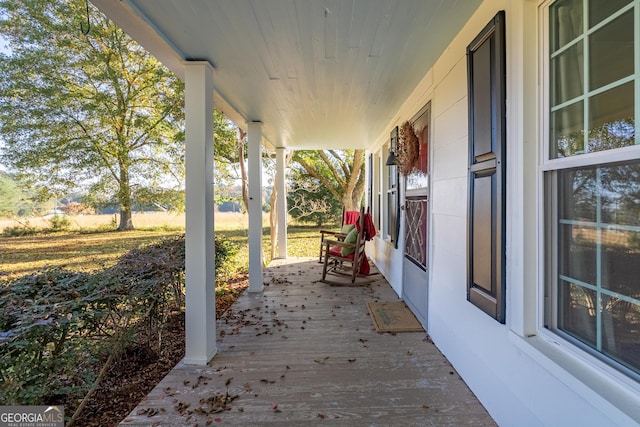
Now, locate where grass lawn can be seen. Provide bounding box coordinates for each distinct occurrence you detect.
[0,222,328,280]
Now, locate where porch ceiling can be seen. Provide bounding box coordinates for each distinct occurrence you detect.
[91,0,481,150]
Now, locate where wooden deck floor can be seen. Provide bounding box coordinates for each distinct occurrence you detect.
[120,258,496,426]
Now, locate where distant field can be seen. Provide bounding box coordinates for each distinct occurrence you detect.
[0,211,263,232]
[0,212,326,280]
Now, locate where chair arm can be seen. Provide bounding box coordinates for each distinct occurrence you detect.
[320,231,347,240]
[323,238,355,249]
[319,229,337,234]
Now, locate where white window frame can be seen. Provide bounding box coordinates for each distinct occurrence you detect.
[383,143,399,244]
[373,150,381,232]
[539,0,640,388]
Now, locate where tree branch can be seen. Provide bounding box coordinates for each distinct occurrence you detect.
[317,150,346,187]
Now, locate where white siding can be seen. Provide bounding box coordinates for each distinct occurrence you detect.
[370,0,640,425]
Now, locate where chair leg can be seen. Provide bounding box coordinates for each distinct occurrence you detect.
[322,243,330,280]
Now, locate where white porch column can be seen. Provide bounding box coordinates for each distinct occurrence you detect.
[183,61,216,365]
[247,121,264,292]
[276,147,288,258]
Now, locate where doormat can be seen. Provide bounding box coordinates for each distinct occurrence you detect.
[367,301,424,333]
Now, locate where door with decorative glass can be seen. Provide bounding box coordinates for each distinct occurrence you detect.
[402,103,431,327]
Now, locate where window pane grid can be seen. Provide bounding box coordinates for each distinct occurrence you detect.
[550,1,634,59]
[553,161,640,375]
[560,275,640,307]
[551,75,636,115]
[549,0,637,159]
[546,0,640,379]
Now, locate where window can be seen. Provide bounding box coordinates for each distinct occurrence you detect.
[466,11,507,323]
[373,151,381,232]
[544,0,640,378]
[368,154,373,212]
[386,155,399,247]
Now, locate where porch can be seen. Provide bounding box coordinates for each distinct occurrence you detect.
[120,258,495,426]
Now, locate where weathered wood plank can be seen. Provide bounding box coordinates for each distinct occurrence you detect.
[120,258,496,426]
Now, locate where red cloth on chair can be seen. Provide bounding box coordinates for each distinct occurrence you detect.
[360,255,370,275]
[344,210,360,225]
[352,211,375,275]
[354,212,376,241]
[359,212,375,274]
[329,209,375,276]
[364,213,376,241]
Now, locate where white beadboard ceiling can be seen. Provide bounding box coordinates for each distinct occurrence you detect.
[91,0,481,150]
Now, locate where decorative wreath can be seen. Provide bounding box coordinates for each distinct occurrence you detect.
[397,120,419,176]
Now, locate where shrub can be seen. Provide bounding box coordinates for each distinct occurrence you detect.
[214,234,239,280]
[0,269,105,404]
[102,234,188,348]
[1,215,72,237]
[1,220,37,237]
[0,233,239,407]
[47,214,71,231]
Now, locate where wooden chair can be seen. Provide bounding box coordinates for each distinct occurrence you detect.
[318,207,360,262]
[321,207,366,283]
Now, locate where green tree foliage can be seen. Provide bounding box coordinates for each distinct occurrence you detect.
[0,173,20,217]
[287,176,342,227]
[0,0,185,230]
[0,172,48,217]
[213,112,247,208]
[291,150,366,213]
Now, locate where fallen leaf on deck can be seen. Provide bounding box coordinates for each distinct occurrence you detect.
[174,401,190,415]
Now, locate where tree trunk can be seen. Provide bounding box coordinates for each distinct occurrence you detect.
[238,129,250,213]
[269,184,277,260]
[269,150,292,259]
[118,164,135,230]
[341,149,365,211]
[292,149,365,217]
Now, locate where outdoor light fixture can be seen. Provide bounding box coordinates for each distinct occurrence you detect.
[385,151,397,166]
[386,126,399,166]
